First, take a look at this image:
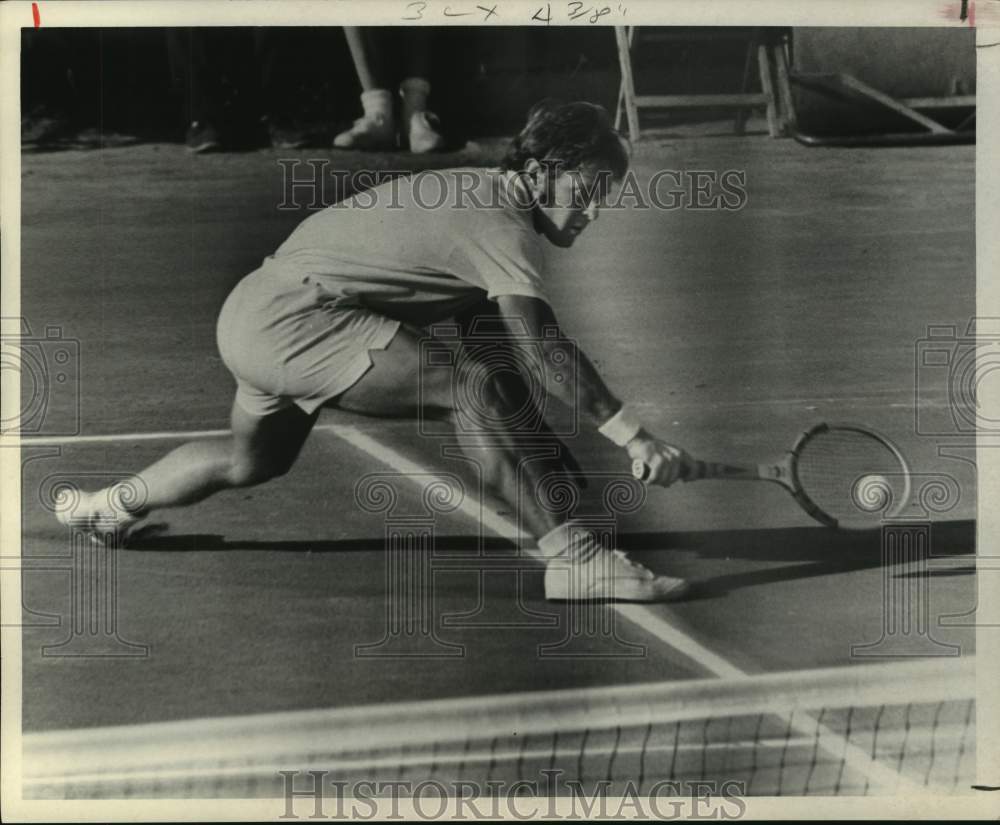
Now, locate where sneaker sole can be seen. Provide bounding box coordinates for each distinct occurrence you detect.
[55,512,146,550]
[332,141,398,151]
[545,580,691,604]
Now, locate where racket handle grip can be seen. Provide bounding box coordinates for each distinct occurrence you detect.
[631,459,708,483]
[684,460,709,480]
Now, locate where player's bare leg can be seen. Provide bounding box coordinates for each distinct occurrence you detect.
[334,328,688,602]
[334,329,569,538]
[333,27,396,150]
[57,403,317,542]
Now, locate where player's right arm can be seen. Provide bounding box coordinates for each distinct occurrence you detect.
[494,294,690,486]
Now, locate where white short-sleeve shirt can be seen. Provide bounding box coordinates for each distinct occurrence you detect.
[261,167,549,324]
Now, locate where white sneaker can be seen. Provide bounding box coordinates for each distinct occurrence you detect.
[333,113,396,150]
[544,549,690,603]
[407,110,445,154]
[398,77,444,154]
[55,487,141,548]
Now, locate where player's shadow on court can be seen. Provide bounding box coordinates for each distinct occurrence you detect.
[127,521,974,602]
[623,520,975,600]
[127,533,522,554]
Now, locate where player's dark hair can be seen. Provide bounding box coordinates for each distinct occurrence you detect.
[500,100,630,181]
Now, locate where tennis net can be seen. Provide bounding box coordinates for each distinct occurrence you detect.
[22,656,975,799]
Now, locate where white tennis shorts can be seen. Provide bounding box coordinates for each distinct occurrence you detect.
[216,269,401,417]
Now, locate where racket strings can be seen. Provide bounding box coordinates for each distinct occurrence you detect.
[794,428,909,528]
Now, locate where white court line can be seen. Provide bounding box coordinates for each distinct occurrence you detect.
[8,422,357,447]
[8,428,234,446]
[17,423,926,792]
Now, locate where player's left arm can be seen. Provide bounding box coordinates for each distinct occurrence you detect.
[494,294,690,485]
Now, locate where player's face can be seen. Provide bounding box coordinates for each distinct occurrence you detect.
[531,165,606,248]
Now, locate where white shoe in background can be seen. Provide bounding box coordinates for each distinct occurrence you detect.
[399,77,445,154]
[407,110,445,154]
[334,89,397,150]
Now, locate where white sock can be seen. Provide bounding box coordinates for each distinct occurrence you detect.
[360,88,393,121]
[399,77,431,113]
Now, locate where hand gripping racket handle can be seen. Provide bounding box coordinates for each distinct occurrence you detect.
[632,458,763,484]
[632,458,710,483]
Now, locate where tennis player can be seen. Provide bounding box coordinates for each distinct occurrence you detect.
[59,101,692,602]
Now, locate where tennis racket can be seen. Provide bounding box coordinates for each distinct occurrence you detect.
[632,422,912,529]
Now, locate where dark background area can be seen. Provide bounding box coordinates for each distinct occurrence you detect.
[20,26,768,146]
[22,26,977,149]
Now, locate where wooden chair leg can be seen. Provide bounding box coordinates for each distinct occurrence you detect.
[757,43,779,138]
[615,26,640,142]
[614,26,634,131]
[771,41,795,134]
[735,30,759,135]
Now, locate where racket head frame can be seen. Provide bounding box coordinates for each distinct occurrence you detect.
[632,421,913,530]
[786,421,913,529]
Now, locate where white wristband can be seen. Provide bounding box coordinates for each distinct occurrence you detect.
[598,405,642,447]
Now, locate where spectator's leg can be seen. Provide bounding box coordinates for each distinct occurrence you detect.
[254,28,307,149]
[345,26,382,91]
[399,29,445,153]
[333,27,396,150]
[21,29,78,143]
[167,28,222,152]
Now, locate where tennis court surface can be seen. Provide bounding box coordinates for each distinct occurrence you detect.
[16,134,979,802]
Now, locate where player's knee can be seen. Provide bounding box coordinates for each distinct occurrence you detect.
[226,458,283,488]
[451,369,519,431]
